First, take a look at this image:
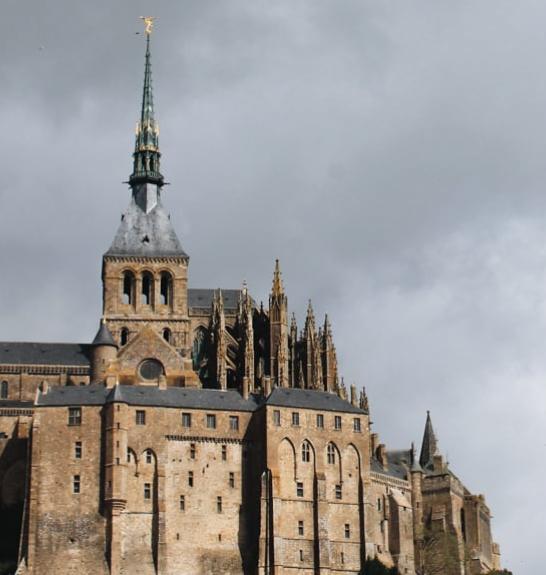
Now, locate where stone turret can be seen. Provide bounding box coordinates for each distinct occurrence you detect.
[90,320,118,383]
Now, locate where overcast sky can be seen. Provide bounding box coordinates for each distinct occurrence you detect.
[1,1,544,572]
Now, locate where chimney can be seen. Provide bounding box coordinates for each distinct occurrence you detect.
[376,444,388,469]
[350,384,357,406]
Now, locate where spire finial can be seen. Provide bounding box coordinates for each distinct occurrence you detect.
[129,19,164,191]
[271,259,284,295]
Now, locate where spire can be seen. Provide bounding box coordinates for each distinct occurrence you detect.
[419,411,439,470]
[129,19,164,194]
[92,319,117,348]
[271,259,284,295]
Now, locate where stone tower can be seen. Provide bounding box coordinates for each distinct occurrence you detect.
[101,32,192,373]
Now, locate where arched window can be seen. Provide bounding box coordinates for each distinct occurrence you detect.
[120,328,129,346]
[122,271,135,305]
[141,272,153,305]
[327,443,336,465]
[160,272,173,305]
[302,441,311,463]
[1,381,8,399]
[163,328,171,343]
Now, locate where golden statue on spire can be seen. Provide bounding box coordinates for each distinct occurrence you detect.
[140,16,156,35]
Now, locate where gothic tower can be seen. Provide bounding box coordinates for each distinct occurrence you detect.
[101,30,192,373]
[269,260,289,387]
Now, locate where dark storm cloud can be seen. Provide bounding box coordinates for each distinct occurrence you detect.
[0,1,544,571]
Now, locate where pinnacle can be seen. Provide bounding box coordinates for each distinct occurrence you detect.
[271,259,284,295]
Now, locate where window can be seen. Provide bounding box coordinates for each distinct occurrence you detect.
[182,412,192,428]
[344,523,351,539]
[163,328,171,343]
[298,520,304,536]
[229,415,239,431]
[144,483,151,500]
[334,415,342,430]
[296,482,304,497]
[146,449,153,464]
[273,410,281,426]
[299,549,304,562]
[141,272,153,305]
[127,448,132,463]
[302,442,310,463]
[217,496,223,513]
[0,381,8,399]
[316,413,324,428]
[139,359,163,381]
[206,414,216,429]
[160,272,172,305]
[335,484,342,500]
[327,443,336,465]
[341,552,345,564]
[291,412,300,426]
[179,495,185,511]
[353,417,361,432]
[136,410,146,425]
[188,471,194,487]
[122,271,134,305]
[377,498,382,511]
[120,327,129,346]
[73,475,80,494]
[229,472,235,488]
[68,407,82,426]
[74,442,82,459]
[190,443,196,459]
[221,445,227,461]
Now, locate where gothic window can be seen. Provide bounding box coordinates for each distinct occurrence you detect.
[122,271,135,305]
[120,328,129,346]
[141,272,153,305]
[1,381,8,399]
[327,443,336,465]
[302,442,311,463]
[160,272,173,305]
[162,328,171,343]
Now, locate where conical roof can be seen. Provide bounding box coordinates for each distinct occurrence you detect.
[419,411,439,470]
[92,321,117,348]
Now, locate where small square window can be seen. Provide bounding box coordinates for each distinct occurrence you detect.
[296,482,304,497]
[68,407,81,426]
[221,445,227,461]
[73,475,80,494]
[179,495,185,511]
[188,471,194,487]
[182,412,192,428]
[229,472,235,488]
[292,412,300,426]
[206,414,216,429]
[144,483,151,500]
[190,443,196,459]
[136,410,146,425]
[229,415,239,431]
[74,441,82,459]
[217,496,223,513]
[316,414,324,428]
[273,410,281,426]
[146,449,153,464]
[298,520,304,536]
[334,415,342,430]
[353,417,361,432]
[335,484,342,500]
[344,523,351,539]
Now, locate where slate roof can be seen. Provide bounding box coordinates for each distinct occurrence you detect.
[188,289,243,311]
[370,449,412,481]
[0,343,92,367]
[105,199,187,258]
[91,322,117,347]
[266,387,366,414]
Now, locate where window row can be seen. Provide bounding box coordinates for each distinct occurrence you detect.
[273,410,362,432]
[294,520,351,539]
[295,481,344,500]
[296,440,344,466]
[120,326,172,346]
[121,270,173,306]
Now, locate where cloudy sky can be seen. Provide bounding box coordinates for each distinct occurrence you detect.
[1,0,544,571]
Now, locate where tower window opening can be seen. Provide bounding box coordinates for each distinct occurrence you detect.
[0,380,8,399]
[327,443,336,465]
[163,328,171,343]
[122,271,135,305]
[302,442,310,463]
[141,272,153,305]
[120,328,129,346]
[160,272,173,305]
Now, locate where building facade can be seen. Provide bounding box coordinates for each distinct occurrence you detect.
[0,29,502,575]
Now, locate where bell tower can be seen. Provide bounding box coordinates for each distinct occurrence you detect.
[101,21,191,364]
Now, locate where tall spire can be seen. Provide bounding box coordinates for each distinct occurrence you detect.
[271,259,284,295]
[419,411,439,470]
[129,18,164,192]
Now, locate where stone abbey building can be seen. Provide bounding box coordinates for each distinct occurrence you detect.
[0,28,502,575]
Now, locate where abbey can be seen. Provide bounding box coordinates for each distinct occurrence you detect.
[0,29,502,575]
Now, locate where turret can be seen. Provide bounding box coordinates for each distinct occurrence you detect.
[90,320,118,383]
[419,410,440,471]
